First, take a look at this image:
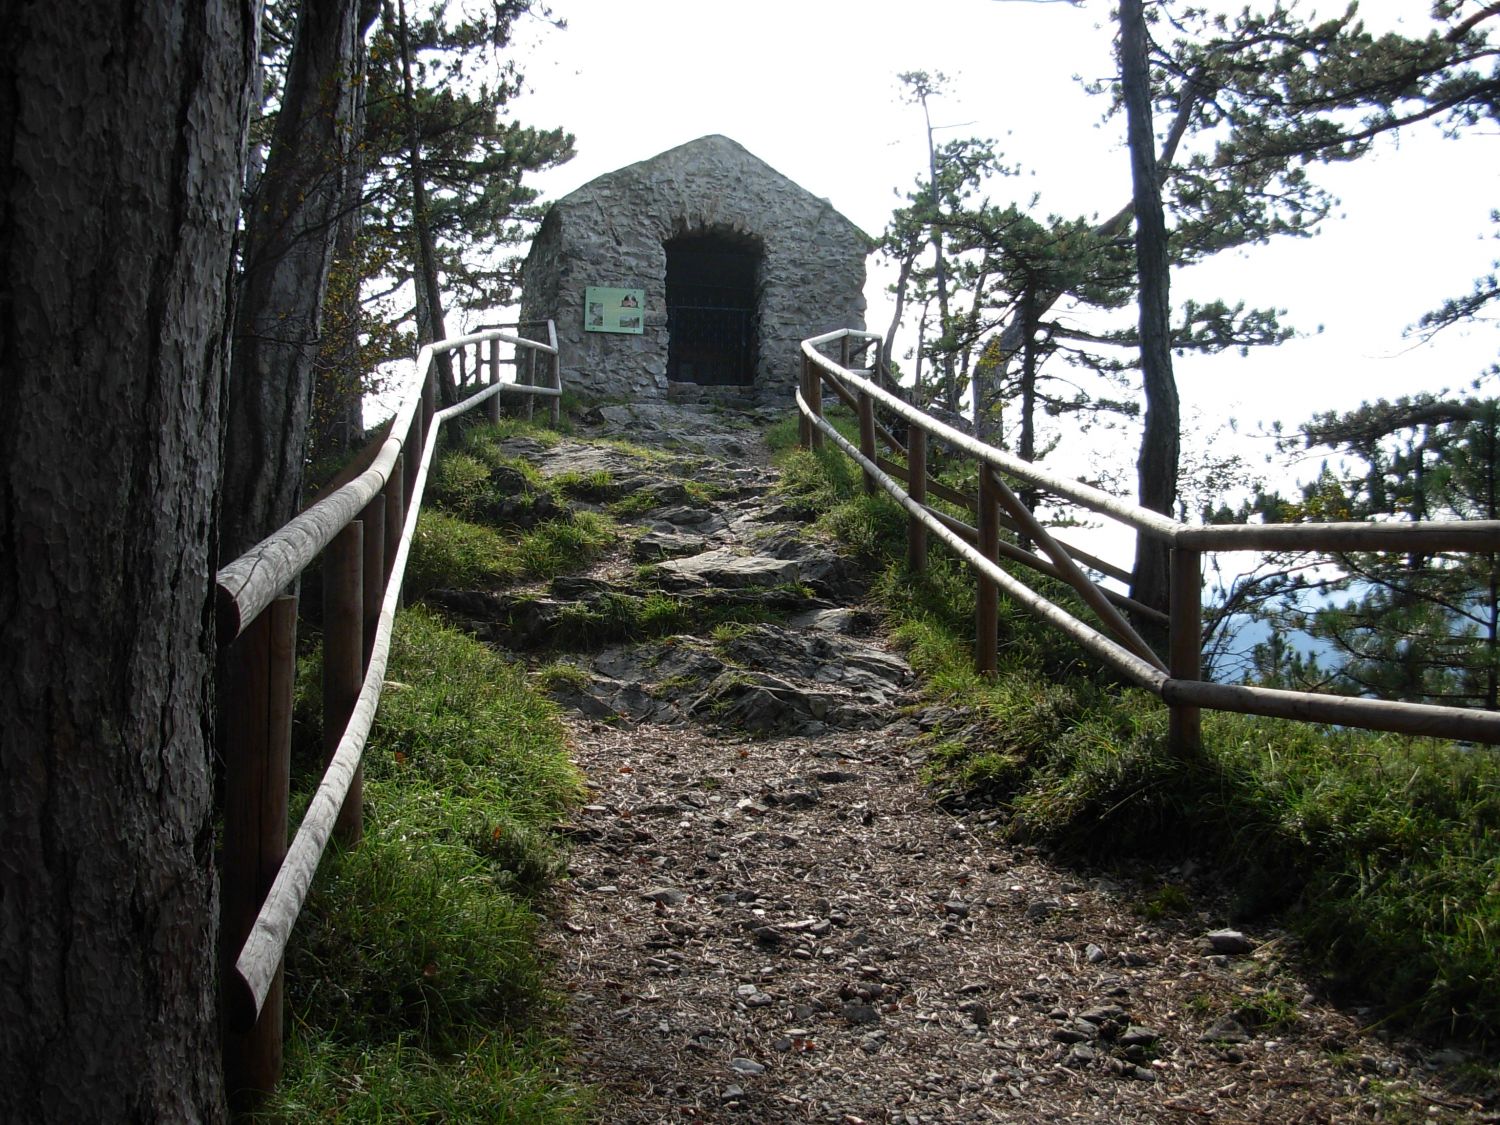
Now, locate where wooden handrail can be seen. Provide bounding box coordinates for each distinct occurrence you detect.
[228,353,553,1027]
[215,327,559,644]
[218,322,563,1095]
[802,330,1182,541]
[1178,519,1500,553]
[800,394,1170,691]
[797,327,1500,748]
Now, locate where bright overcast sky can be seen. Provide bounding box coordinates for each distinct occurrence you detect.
[504,0,1498,483]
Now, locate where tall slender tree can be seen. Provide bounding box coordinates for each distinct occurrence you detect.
[222,0,376,557]
[357,0,574,402]
[1121,0,1179,632]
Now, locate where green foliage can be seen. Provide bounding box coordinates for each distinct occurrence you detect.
[517,512,614,577]
[429,451,497,519]
[282,818,544,1044]
[607,490,659,519]
[407,510,513,594]
[367,607,583,822]
[272,1028,587,1122]
[271,608,583,1117]
[407,501,615,597]
[532,660,591,694]
[773,444,863,514]
[819,492,908,563]
[1140,883,1193,921]
[461,418,563,451]
[361,1,575,315]
[551,468,616,499]
[762,413,805,455]
[1232,396,1500,708]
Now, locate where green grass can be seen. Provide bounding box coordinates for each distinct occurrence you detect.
[274,1028,585,1122]
[406,509,615,596]
[607,490,659,519]
[551,468,616,499]
[457,417,562,451]
[779,422,1500,1043]
[266,607,586,1120]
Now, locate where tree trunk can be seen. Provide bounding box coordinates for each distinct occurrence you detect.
[881,248,918,387]
[981,73,1202,409]
[395,0,454,405]
[221,0,365,558]
[1018,286,1041,547]
[310,0,383,465]
[1485,407,1498,710]
[914,89,957,412]
[0,1,256,1118]
[1122,0,1181,645]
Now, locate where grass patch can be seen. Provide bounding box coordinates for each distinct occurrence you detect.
[533,660,591,694]
[457,417,562,451]
[552,468,616,499]
[406,509,615,596]
[268,608,585,1119]
[274,1028,585,1121]
[607,490,659,519]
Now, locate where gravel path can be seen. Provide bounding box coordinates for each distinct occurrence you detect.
[519,402,1489,1122]
[550,716,1482,1123]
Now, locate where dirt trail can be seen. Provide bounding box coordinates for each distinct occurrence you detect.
[516,403,1485,1123]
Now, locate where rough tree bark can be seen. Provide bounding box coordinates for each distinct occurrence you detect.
[221,0,367,558]
[395,0,455,404]
[1122,0,1180,643]
[309,0,383,464]
[918,92,957,412]
[0,1,257,1118]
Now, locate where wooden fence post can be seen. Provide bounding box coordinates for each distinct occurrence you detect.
[361,494,385,666]
[525,346,537,423]
[807,355,824,452]
[976,467,1000,675]
[486,337,502,426]
[1169,546,1203,756]
[798,355,812,449]
[385,455,405,609]
[857,388,877,496]
[421,358,437,440]
[324,521,364,846]
[403,410,421,512]
[221,594,297,1106]
[549,350,561,427]
[907,424,928,574]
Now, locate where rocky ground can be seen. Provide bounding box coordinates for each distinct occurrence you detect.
[451,401,1496,1123]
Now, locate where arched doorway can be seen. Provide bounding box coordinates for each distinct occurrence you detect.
[664,231,760,386]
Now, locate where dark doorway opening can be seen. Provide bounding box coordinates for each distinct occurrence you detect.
[665,232,760,386]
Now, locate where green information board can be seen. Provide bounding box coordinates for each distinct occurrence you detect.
[584,286,645,334]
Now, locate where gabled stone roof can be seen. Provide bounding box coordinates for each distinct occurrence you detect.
[550,134,872,247]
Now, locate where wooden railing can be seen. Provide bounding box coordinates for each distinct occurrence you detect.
[217,320,561,1100]
[797,328,1500,751]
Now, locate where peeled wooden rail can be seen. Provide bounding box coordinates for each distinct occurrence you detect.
[216,321,561,1101]
[800,399,1169,692]
[797,328,1500,749]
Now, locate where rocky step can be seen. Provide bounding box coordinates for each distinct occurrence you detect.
[545,617,915,736]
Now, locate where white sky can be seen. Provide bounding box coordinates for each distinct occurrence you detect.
[501,0,1498,494]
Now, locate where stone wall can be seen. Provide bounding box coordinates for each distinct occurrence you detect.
[521,135,870,403]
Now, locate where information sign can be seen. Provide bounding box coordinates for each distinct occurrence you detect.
[584,286,645,334]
